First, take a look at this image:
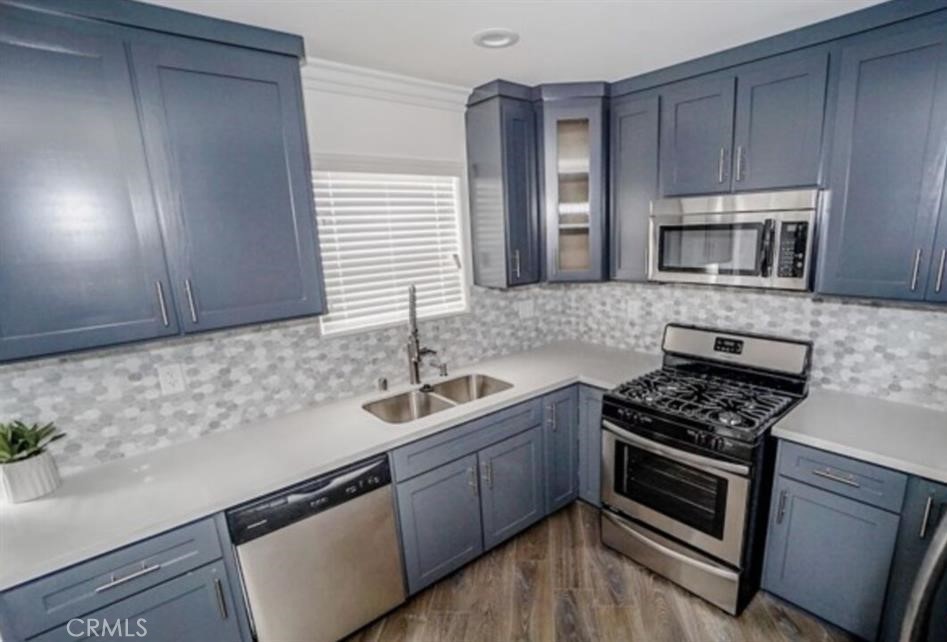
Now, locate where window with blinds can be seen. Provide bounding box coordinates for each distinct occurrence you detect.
[313,170,468,336]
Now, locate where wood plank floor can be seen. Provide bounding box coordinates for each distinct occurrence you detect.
[346,502,854,642]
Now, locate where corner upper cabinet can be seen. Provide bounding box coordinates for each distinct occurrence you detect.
[131,37,326,332]
[818,26,947,302]
[660,76,735,196]
[466,84,540,288]
[0,8,180,361]
[732,50,828,191]
[609,95,659,281]
[539,86,608,282]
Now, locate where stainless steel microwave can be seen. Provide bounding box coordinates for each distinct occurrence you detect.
[649,189,820,291]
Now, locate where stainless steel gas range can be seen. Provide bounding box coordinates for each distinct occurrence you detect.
[600,324,812,615]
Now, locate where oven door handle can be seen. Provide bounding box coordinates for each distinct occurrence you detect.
[603,420,750,476]
[602,511,739,580]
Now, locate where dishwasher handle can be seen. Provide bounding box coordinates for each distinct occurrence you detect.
[226,454,391,545]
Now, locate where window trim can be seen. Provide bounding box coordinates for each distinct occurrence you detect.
[312,154,472,338]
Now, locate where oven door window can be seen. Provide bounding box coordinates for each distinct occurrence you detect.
[658,223,763,276]
[615,441,728,538]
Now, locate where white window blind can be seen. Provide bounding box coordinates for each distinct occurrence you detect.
[314,170,468,336]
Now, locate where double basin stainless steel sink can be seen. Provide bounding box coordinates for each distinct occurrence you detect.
[363,374,513,424]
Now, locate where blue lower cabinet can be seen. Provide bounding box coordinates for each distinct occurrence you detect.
[879,476,947,642]
[479,426,546,550]
[543,387,579,513]
[396,454,484,595]
[577,386,604,506]
[30,561,241,642]
[763,476,900,640]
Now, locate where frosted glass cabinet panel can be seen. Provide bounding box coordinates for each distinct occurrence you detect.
[542,94,607,282]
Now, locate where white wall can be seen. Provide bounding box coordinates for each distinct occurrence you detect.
[300,58,469,162]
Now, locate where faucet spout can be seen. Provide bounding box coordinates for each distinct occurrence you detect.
[405,285,439,385]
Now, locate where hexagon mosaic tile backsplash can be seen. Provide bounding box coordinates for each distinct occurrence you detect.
[1,282,945,474]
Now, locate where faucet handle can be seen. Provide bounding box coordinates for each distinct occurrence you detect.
[419,347,437,357]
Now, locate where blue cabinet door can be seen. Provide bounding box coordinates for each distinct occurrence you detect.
[577,386,604,507]
[926,186,947,303]
[479,426,545,550]
[465,96,539,288]
[542,98,608,282]
[818,26,947,301]
[502,99,541,286]
[395,454,483,595]
[131,37,326,333]
[609,95,659,281]
[660,75,735,196]
[880,476,947,642]
[31,561,242,642]
[543,387,579,513]
[0,7,179,361]
[763,476,900,640]
[732,50,827,191]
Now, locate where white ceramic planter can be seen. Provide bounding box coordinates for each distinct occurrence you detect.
[0,451,62,504]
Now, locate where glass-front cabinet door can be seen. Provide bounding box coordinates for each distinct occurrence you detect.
[541,94,607,281]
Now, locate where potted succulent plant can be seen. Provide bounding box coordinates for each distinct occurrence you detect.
[0,421,65,503]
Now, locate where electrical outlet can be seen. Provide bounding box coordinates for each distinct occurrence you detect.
[157,364,187,396]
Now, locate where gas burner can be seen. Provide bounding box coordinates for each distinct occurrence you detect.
[717,411,745,427]
[610,367,796,440]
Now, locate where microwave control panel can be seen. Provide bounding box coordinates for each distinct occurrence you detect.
[777,222,809,278]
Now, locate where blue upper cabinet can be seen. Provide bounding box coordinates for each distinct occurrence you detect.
[732,50,828,191]
[466,90,540,288]
[540,89,608,282]
[660,75,736,196]
[818,25,947,302]
[609,95,659,281]
[0,7,180,361]
[131,37,326,332]
[0,3,324,361]
[926,178,947,303]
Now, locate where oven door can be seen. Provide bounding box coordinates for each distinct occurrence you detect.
[649,213,774,288]
[602,420,750,567]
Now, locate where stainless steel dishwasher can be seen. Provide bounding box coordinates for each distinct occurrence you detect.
[227,455,406,642]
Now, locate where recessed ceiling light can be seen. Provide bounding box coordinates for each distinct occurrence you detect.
[473,28,519,49]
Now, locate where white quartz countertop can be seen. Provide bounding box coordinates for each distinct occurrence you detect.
[0,341,660,591]
[773,388,947,484]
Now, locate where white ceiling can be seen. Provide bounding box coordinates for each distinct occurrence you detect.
[145,0,885,88]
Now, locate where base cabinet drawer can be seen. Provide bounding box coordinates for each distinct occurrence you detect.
[778,441,907,513]
[29,561,241,642]
[763,476,900,640]
[3,518,222,639]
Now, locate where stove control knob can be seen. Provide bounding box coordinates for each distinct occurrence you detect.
[713,437,725,451]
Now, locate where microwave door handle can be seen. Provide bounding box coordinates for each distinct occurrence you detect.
[759,220,775,278]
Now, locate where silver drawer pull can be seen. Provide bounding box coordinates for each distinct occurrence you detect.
[184,278,198,323]
[812,468,860,488]
[94,562,162,593]
[936,248,946,294]
[910,249,922,292]
[920,495,935,539]
[155,281,170,327]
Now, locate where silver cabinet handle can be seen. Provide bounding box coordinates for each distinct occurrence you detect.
[920,495,935,539]
[717,147,727,184]
[482,462,493,488]
[155,281,169,327]
[184,278,198,323]
[735,146,745,182]
[776,489,788,524]
[513,249,521,279]
[467,467,478,496]
[910,249,922,292]
[812,468,860,488]
[935,248,946,294]
[548,403,557,431]
[213,577,228,620]
[95,562,161,593]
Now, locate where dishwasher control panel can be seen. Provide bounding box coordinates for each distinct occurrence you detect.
[226,455,391,545]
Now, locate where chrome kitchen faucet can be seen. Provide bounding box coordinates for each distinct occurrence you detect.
[405,285,445,384]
